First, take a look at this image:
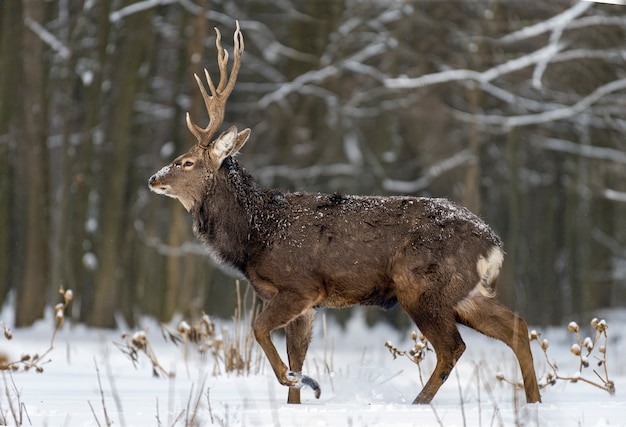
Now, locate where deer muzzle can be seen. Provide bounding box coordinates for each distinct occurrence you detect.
[148,166,172,195]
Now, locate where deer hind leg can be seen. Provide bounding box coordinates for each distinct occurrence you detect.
[454,294,541,403]
[285,308,315,404]
[253,291,321,399]
[412,316,466,404]
[400,291,467,404]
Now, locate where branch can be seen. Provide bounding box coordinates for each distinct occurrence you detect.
[142,235,207,257]
[535,137,626,164]
[258,41,389,108]
[383,149,474,193]
[532,9,571,89]
[255,163,357,183]
[454,78,626,128]
[567,14,626,30]
[24,17,70,60]
[498,2,593,44]
[602,188,626,203]
[385,43,562,90]
[109,0,178,23]
[257,65,339,108]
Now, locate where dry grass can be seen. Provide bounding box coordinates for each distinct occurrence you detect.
[530,318,614,394]
[0,286,72,425]
[384,330,432,386]
[1,371,31,425]
[0,285,620,426]
[114,328,173,377]
[116,280,263,379]
[0,287,73,373]
[384,317,616,399]
[496,318,615,396]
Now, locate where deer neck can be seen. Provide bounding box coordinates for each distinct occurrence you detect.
[191,157,262,276]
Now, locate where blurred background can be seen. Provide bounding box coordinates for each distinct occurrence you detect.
[1,0,625,329]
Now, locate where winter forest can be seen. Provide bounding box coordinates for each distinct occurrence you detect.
[1,0,625,329]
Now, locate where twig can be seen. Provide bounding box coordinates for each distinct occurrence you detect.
[157,281,261,379]
[2,371,31,425]
[114,329,173,378]
[105,353,126,427]
[92,358,113,427]
[384,331,432,387]
[155,397,162,427]
[455,368,467,427]
[429,403,445,427]
[186,375,207,427]
[206,387,214,425]
[500,318,615,396]
[87,400,102,427]
[0,287,73,373]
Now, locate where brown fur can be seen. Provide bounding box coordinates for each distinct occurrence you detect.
[148,24,540,405]
[149,138,541,404]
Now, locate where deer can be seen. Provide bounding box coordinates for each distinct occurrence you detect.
[148,22,541,405]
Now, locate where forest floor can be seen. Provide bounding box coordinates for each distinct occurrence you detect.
[1,306,625,426]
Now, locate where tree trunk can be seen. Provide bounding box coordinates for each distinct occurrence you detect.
[0,0,22,306]
[16,0,51,326]
[89,12,148,327]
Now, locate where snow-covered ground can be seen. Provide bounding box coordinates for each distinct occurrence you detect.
[1,308,625,426]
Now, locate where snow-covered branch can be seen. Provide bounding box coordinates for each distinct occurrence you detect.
[109,0,178,23]
[255,163,357,184]
[383,149,474,193]
[498,2,592,44]
[455,78,626,128]
[258,41,389,108]
[567,14,626,30]
[603,188,626,203]
[385,43,561,90]
[257,65,339,109]
[142,235,207,257]
[535,137,626,164]
[24,17,70,60]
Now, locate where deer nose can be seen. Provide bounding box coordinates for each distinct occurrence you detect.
[148,175,156,186]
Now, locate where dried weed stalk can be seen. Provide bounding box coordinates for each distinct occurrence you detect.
[118,281,262,379]
[1,371,31,426]
[499,317,615,395]
[161,280,262,377]
[386,317,615,398]
[0,287,73,373]
[161,313,222,376]
[384,331,432,386]
[114,329,173,378]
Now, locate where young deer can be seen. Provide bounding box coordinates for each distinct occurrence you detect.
[149,23,541,405]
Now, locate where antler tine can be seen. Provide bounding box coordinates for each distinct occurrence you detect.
[186,21,244,147]
[224,21,244,96]
[214,28,229,93]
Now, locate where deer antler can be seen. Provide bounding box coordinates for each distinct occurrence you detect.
[186,21,244,147]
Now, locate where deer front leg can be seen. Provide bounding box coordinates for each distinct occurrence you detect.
[286,308,315,404]
[253,293,321,399]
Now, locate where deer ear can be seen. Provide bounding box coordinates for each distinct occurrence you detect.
[233,128,251,154]
[210,126,239,166]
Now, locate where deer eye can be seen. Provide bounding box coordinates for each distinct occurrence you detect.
[183,161,194,168]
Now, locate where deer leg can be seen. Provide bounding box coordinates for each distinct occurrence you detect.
[253,292,320,398]
[285,308,315,404]
[455,295,541,403]
[405,303,466,404]
[414,321,466,404]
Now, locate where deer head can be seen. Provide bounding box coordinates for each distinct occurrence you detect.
[148,22,251,211]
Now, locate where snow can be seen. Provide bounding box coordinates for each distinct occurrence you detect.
[1,309,626,426]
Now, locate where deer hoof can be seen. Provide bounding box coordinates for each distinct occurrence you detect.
[286,371,321,399]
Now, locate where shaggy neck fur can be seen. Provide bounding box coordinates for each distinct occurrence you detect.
[191,157,272,275]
